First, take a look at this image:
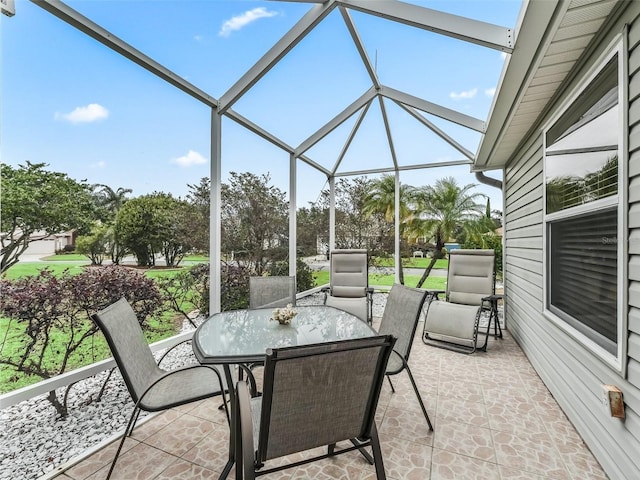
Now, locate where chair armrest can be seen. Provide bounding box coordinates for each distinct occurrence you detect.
[482,294,503,301]
[156,338,192,367]
[236,380,256,478]
[426,290,445,300]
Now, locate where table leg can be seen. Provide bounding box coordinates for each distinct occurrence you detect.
[219,365,236,480]
[480,298,502,351]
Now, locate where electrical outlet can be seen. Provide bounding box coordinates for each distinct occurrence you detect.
[601,384,625,419]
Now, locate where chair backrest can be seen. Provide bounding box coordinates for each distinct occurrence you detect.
[257,335,396,462]
[91,298,162,404]
[249,276,296,309]
[329,249,368,298]
[446,249,495,306]
[378,284,427,366]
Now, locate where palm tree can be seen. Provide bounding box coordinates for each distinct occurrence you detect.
[408,177,485,288]
[92,184,132,217]
[363,174,414,284]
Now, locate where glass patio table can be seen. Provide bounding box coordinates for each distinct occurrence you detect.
[192,304,377,365]
[192,305,377,479]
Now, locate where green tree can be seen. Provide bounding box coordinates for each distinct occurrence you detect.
[313,177,390,252]
[186,177,210,253]
[363,174,415,284]
[75,224,109,265]
[221,172,288,275]
[0,162,96,274]
[409,177,486,288]
[91,184,132,221]
[115,193,195,267]
[296,205,328,256]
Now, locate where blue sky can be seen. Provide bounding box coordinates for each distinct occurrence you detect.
[1,0,523,211]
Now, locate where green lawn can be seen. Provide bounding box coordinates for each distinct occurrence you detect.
[1,262,88,280]
[374,256,449,269]
[312,270,446,290]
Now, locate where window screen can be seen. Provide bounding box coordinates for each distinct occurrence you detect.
[548,208,617,354]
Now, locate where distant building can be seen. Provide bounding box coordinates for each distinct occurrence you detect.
[22,231,75,256]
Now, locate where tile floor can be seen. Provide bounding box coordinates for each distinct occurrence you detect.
[51,321,608,480]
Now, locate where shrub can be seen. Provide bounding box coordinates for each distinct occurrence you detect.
[268,258,314,292]
[221,263,251,311]
[156,263,210,325]
[0,266,161,417]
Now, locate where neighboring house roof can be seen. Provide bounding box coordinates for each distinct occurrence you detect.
[475,0,624,169]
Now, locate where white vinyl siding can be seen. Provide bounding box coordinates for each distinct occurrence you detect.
[503,8,640,478]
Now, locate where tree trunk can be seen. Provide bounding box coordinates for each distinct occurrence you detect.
[415,244,445,289]
[415,255,438,289]
[47,390,68,418]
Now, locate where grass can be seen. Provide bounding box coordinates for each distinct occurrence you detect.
[374,256,449,269]
[312,270,447,290]
[1,262,88,280]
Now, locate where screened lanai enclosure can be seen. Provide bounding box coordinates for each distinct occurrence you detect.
[8,1,640,479]
[1,0,521,311]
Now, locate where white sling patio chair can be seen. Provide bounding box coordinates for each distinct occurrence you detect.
[234,335,396,480]
[323,249,373,323]
[423,249,495,354]
[92,298,230,480]
[249,275,296,309]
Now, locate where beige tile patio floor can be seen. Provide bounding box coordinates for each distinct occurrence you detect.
[51,321,608,480]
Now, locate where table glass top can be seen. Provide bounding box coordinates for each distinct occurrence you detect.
[193,305,376,363]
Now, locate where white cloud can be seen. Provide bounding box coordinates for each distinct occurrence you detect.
[485,87,497,97]
[218,7,278,37]
[55,103,109,123]
[449,88,478,100]
[172,150,207,167]
[90,161,106,168]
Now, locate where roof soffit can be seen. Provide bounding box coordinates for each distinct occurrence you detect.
[476,0,623,170]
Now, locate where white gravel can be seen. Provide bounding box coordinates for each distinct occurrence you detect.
[0,293,389,480]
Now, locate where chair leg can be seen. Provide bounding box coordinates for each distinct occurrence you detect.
[350,439,374,464]
[404,364,433,431]
[129,408,142,435]
[370,423,387,480]
[386,375,396,393]
[106,406,140,480]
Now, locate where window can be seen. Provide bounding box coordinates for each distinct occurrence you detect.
[544,46,622,361]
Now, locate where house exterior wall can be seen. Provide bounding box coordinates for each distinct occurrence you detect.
[503,5,640,479]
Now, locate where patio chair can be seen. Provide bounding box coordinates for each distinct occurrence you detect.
[423,249,495,354]
[323,249,373,323]
[376,284,433,430]
[91,298,230,480]
[234,335,396,480]
[249,275,296,309]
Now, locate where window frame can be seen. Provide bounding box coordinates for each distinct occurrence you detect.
[542,38,627,372]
